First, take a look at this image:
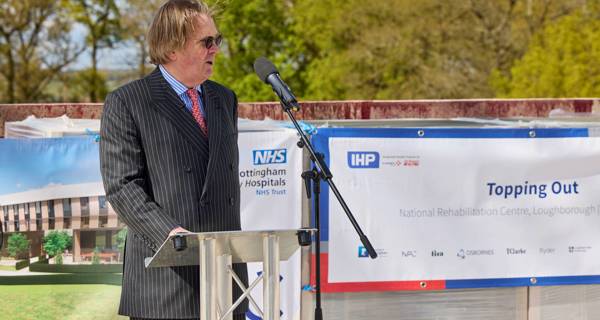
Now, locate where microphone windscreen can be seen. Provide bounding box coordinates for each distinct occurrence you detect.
[254,57,278,83]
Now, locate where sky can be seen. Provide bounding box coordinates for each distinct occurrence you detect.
[0,137,102,195]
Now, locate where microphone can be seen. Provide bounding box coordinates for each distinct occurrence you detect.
[253,57,300,111]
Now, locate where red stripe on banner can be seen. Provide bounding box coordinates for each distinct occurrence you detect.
[311,253,446,292]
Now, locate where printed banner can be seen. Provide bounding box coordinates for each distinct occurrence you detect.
[0,127,304,319]
[239,130,303,320]
[312,128,600,292]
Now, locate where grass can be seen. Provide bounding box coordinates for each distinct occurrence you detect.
[0,284,127,320]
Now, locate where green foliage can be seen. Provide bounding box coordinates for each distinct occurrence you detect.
[92,247,101,265]
[65,0,122,102]
[51,71,88,102]
[206,0,301,102]
[293,0,585,100]
[119,0,163,78]
[67,0,121,49]
[43,231,72,260]
[495,7,600,98]
[77,68,109,102]
[0,0,593,102]
[55,253,64,265]
[7,233,29,259]
[0,0,84,103]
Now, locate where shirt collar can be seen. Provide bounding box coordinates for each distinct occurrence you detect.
[159,64,202,96]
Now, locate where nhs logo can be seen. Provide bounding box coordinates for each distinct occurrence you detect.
[253,149,287,165]
[358,246,369,258]
[348,151,379,168]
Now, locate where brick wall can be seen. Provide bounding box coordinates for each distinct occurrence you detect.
[1,99,598,137]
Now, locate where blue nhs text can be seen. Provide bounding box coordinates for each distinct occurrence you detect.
[253,149,287,165]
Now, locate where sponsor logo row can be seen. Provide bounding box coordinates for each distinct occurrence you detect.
[347,151,420,169]
[357,246,593,258]
[252,149,419,168]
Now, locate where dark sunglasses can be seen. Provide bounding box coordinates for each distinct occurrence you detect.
[199,34,223,49]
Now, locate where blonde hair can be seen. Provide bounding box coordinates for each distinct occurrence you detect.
[148,0,214,65]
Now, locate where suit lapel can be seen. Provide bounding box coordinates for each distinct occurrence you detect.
[146,68,209,158]
[200,82,224,199]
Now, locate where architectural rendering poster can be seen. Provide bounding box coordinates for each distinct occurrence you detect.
[0,136,104,207]
[313,127,600,292]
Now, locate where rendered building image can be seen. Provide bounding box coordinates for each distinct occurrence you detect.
[0,119,123,263]
[0,194,124,262]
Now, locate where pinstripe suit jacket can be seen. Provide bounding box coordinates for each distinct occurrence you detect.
[100,67,248,318]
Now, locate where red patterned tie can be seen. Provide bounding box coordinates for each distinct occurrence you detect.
[186,88,208,136]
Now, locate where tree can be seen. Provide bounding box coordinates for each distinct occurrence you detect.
[119,0,163,78]
[493,6,600,97]
[466,0,583,84]
[108,0,585,102]
[67,0,121,102]
[292,0,586,100]
[43,231,72,265]
[205,0,301,102]
[0,0,84,102]
[7,233,29,259]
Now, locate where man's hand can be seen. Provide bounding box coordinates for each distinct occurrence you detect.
[169,226,191,237]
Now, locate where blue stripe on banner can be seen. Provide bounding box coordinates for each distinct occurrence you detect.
[310,127,591,242]
[315,127,589,139]
[446,277,534,288]
[446,275,600,289]
[310,132,332,243]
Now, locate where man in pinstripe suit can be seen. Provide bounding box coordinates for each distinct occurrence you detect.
[100,1,248,319]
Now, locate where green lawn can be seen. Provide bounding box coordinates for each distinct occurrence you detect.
[0,284,127,320]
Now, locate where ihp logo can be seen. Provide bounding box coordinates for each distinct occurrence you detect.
[253,149,287,165]
[358,246,369,258]
[348,151,379,168]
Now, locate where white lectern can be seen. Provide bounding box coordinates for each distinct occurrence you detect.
[145,229,315,320]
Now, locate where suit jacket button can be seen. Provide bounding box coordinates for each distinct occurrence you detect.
[185,167,191,173]
[200,200,208,207]
[229,197,234,205]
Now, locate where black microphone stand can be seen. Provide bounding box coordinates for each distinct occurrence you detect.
[301,163,323,320]
[276,100,377,320]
